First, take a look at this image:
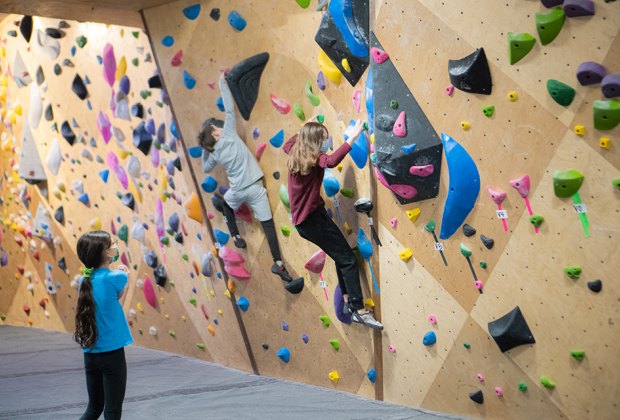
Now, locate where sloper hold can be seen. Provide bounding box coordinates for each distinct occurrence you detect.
[508,33,536,65]
[226,52,270,121]
[18,120,47,183]
[305,249,327,273]
[593,100,620,130]
[601,74,620,98]
[439,133,480,240]
[463,224,476,237]
[553,169,584,197]
[54,206,65,224]
[541,0,564,7]
[563,0,595,17]
[536,8,565,45]
[448,48,492,95]
[372,33,442,205]
[488,306,536,352]
[144,278,157,308]
[328,0,369,58]
[576,61,606,85]
[480,235,494,249]
[547,79,575,106]
[334,284,352,324]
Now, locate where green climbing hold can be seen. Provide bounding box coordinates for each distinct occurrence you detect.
[160,236,170,246]
[76,35,87,48]
[518,381,528,392]
[536,8,565,45]
[424,219,435,232]
[182,254,189,261]
[480,261,488,269]
[196,342,205,350]
[482,105,495,117]
[189,297,197,306]
[154,141,162,150]
[340,187,354,198]
[593,100,620,131]
[613,179,620,191]
[553,169,584,198]
[564,265,582,280]
[0,314,6,321]
[460,243,472,258]
[118,224,129,244]
[540,375,555,389]
[293,103,305,121]
[132,31,140,39]
[295,0,311,8]
[140,90,151,100]
[168,330,176,338]
[463,341,471,349]
[281,226,291,237]
[570,349,585,360]
[169,280,175,287]
[279,184,290,211]
[133,264,138,271]
[530,215,544,227]
[317,114,325,123]
[139,329,143,335]
[305,81,320,106]
[547,80,576,106]
[390,100,399,109]
[508,32,536,65]
[363,122,368,131]
[319,315,331,327]
[329,339,340,351]
[131,57,139,67]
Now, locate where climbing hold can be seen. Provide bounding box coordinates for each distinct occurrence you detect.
[476,373,485,382]
[448,48,492,95]
[296,0,311,8]
[577,61,607,85]
[185,193,203,223]
[399,248,412,262]
[387,344,396,353]
[329,339,340,351]
[389,100,399,109]
[201,176,218,193]
[328,370,340,383]
[20,15,33,42]
[599,137,611,149]
[423,331,437,346]
[460,121,471,130]
[536,8,566,45]
[463,224,476,237]
[463,341,471,349]
[480,261,488,269]
[269,129,284,148]
[518,381,528,392]
[547,79,576,106]
[480,235,495,250]
[614,179,620,191]
[507,91,519,102]
[508,32,536,65]
[530,215,544,227]
[277,347,290,363]
[494,387,504,397]
[133,122,153,155]
[293,103,305,121]
[210,8,220,20]
[593,99,620,130]
[319,315,331,327]
[469,390,484,404]
[570,349,585,360]
[482,105,495,118]
[334,285,352,324]
[540,375,556,389]
[327,0,369,58]
[428,314,438,325]
[280,226,290,237]
[301,334,309,344]
[226,52,270,120]
[444,85,455,96]
[367,368,376,383]
[370,47,389,64]
[317,50,343,85]
[269,93,291,114]
[553,169,584,198]
[390,218,398,228]
[279,184,290,212]
[393,111,407,137]
[228,10,247,31]
[255,143,267,161]
[305,80,321,106]
[563,265,582,280]
[61,121,76,145]
[488,306,536,352]
[341,58,351,73]
[237,296,250,312]
[340,188,354,198]
[541,0,563,7]
[305,249,327,273]
[587,279,602,293]
[183,71,196,90]
[207,325,215,336]
[183,3,201,20]
[409,165,434,177]
[460,243,472,258]
[563,0,595,17]
[406,208,421,222]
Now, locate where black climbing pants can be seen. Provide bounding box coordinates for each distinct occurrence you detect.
[80,347,127,420]
[295,207,364,310]
[221,200,282,262]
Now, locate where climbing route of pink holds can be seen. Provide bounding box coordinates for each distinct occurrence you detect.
[409,164,434,177]
[509,174,530,198]
[97,111,111,144]
[102,43,116,87]
[370,47,389,64]
[428,314,438,325]
[270,93,291,114]
[388,344,396,353]
[487,186,507,205]
[106,152,128,189]
[393,111,407,137]
[305,249,327,273]
[495,387,504,397]
[352,89,361,113]
[220,246,245,264]
[477,373,485,382]
[144,277,157,309]
[390,217,397,228]
[207,82,216,90]
[375,167,418,199]
[444,85,455,96]
[474,280,483,290]
[171,50,183,67]
[255,143,267,161]
[225,262,251,280]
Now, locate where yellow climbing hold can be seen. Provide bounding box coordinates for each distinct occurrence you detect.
[574,125,585,135]
[185,192,203,223]
[217,309,223,316]
[406,208,421,222]
[460,121,471,130]
[89,218,102,231]
[115,56,127,81]
[507,91,518,102]
[343,221,352,235]
[370,134,375,144]
[318,50,342,84]
[210,290,215,297]
[128,177,142,203]
[341,58,351,73]
[399,248,413,262]
[329,370,340,383]
[337,163,343,172]
[137,302,143,312]
[224,289,231,299]
[57,181,66,192]
[599,137,611,149]
[364,298,375,309]
[207,324,216,336]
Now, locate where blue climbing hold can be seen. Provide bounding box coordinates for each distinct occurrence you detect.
[145,119,156,136]
[282,321,289,331]
[216,97,224,112]
[99,169,109,183]
[161,36,174,47]
[188,146,203,158]
[269,129,285,148]
[323,169,340,197]
[367,368,376,383]
[214,228,230,245]
[71,45,76,57]
[439,133,480,240]
[201,176,218,193]
[218,186,228,195]
[228,11,247,31]
[170,120,178,138]
[83,75,91,85]
[357,228,373,260]
[349,129,368,169]
[183,4,201,20]
[277,347,291,363]
[423,331,437,346]
[96,55,102,65]
[328,0,368,58]
[183,71,196,90]
[401,143,417,154]
[78,193,90,205]
[119,76,130,95]
[236,296,249,312]
[365,66,374,135]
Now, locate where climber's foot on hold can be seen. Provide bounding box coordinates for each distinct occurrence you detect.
[351,310,383,330]
[343,302,352,316]
[234,235,246,249]
[271,263,304,295]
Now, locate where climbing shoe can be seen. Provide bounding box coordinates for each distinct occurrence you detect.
[271,263,304,294]
[343,302,352,316]
[271,263,293,282]
[233,236,247,249]
[351,311,383,330]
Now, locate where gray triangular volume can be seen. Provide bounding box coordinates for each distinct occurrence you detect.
[18,119,47,183]
[488,306,536,352]
[371,32,442,205]
[225,52,270,121]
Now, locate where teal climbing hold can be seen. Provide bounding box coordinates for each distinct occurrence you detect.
[183,71,196,90]
[518,381,528,392]
[536,8,565,45]
[183,4,201,20]
[547,79,576,106]
[277,347,290,363]
[593,99,620,130]
[508,32,536,65]
[270,129,285,148]
[161,36,174,47]
[237,296,250,312]
[460,243,473,258]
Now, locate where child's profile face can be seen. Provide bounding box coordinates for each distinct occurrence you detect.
[211,125,222,141]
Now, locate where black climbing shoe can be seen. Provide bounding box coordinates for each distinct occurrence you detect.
[233,236,247,249]
[271,263,304,294]
[271,263,293,282]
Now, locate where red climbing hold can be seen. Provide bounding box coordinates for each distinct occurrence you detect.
[143,277,157,309]
[270,93,291,114]
[23,305,31,315]
[305,249,327,273]
[255,143,267,161]
[171,50,183,67]
[370,47,389,64]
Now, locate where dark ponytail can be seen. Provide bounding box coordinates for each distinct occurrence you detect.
[74,231,111,349]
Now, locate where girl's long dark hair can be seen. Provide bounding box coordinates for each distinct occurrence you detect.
[74,231,111,349]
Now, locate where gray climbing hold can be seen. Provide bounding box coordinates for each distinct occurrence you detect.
[480,234,494,249]
[463,224,476,237]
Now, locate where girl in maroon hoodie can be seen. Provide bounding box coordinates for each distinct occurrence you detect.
[284,120,383,330]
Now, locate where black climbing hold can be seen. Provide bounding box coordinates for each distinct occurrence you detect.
[463,224,476,237]
[448,48,493,95]
[171,156,181,171]
[144,250,158,268]
[19,16,33,42]
[469,390,484,404]
[488,306,536,352]
[36,66,45,85]
[261,343,269,350]
[63,59,74,67]
[211,194,225,213]
[148,75,162,89]
[225,52,270,121]
[121,192,136,210]
[480,234,494,249]
[131,103,144,119]
[58,257,67,271]
[44,104,54,121]
[210,8,221,21]
[54,206,65,224]
[174,232,184,244]
[58,20,70,29]
[133,122,153,156]
[154,265,167,287]
[45,28,64,38]
[7,30,17,37]
[372,33,443,205]
[273,171,280,180]
[314,0,369,86]
[587,279,602,293]
[53,64,62,75]
[285,277,305,294]
[61,121,76,145]
[71,75,88,100]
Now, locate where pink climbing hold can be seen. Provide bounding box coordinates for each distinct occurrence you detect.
[208,82,216,90]
[207,211,215,219]
[495,387,504,397]
[219,246,245,264]
[444,85,455,96]
[509,174,530,198]
[388,344,397,353]
[428,314,437,325]
[102,43,116,87]
[97,111,112,144]
[106,152,128,189]
[487,186,507,205]
[375,167,418,199]
[255,143,267,161]
[352,89,361,113]
[305,249,327,273]
[390,217,398,228]
[409,164,434,177]
[225,262,251,280]
[234,203,252,223]
[370,47,389,64]
[393,111,407,137]
[474,280,483,290]
[201,304,209,319]
[477,373,485,382]
[270,93,291,114]
[171,50,183,67]
[143,277,157,309]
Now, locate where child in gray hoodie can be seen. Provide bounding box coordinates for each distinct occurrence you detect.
[198,71,304,294]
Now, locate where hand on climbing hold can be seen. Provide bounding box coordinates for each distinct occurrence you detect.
[117,264,129,274]
[346,119,364,145]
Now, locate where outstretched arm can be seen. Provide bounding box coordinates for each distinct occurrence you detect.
[219,72,236,133]
[202,149,217,173]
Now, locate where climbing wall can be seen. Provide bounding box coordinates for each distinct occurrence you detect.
[0,14,253,370]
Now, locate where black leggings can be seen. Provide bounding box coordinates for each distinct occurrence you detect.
[221,201,282,262]
[295,207,364,310]
[80,347,127,420]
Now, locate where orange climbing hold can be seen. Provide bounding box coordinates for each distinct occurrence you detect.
[185,192,203,223]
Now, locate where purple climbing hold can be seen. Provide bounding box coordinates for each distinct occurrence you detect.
[601,74,620,99]
[540,0,564,7]
[577,61,607,86]
[253,127,260,140]
[563,0,595,17]
[102,43,116,87]
[317,71,326,91]
[334,284,352,324]
[145,119,156,136]
[301,333,309,344]
[282,321,289,331]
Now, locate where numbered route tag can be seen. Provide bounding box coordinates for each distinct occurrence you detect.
[496,210,508,219]
[573,203,587,214]
[434,242,444,251]
[319,280,327,289]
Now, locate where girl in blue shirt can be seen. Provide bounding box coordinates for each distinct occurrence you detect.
[74,231,133,420]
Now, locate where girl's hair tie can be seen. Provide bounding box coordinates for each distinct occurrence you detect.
[82,267,93,278]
